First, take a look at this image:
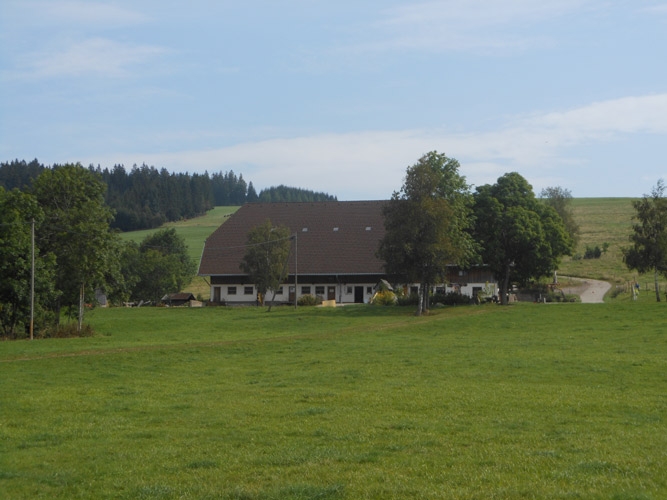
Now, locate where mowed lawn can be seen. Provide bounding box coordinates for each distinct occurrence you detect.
[1,302,666,499]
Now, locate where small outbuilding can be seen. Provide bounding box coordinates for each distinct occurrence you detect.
[161,292,197,307]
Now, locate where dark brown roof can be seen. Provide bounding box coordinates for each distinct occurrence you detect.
[162,293,196,301]
[198,201,388,277]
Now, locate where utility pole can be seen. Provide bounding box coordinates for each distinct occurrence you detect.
[294,233,298,309]
[30,218,35,341]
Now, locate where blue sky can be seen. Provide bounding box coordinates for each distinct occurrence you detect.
[1,1,666,200]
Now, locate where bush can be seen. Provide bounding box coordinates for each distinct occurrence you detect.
[583,243,609,260]
[431,292,471,306]
[371,290,397,306]
[297,294,322,307]
[544,291,580,303]
[36,322,95,339]
[397,293,420,307]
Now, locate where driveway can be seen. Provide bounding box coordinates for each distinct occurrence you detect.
[560,277,612,303]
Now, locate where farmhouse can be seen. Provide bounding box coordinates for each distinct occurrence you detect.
[200,201,386,305]
[199,201,496,305]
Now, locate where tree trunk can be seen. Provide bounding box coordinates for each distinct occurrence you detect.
[501,264,511,305]
[267,288,277,312]
[654,268,661,302]
[422,282,429,315]
[415,283,424,316]
[78,282,84,332]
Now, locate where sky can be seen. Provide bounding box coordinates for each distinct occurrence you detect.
[1,1,667,201]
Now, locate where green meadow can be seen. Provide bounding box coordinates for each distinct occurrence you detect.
[2,302,666,499]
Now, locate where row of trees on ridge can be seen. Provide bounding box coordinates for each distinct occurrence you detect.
[0,160,337,231]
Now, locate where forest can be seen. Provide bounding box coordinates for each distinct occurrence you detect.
[0,159,337,231]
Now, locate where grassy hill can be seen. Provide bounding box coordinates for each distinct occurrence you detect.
[559,198,636,283]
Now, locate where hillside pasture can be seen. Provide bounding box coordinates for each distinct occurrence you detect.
[2,302,666,499]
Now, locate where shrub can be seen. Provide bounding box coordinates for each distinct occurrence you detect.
[371,290,397,306]
[36,323,95,339]
[397,293,420,307]
[583,243,609,260]
[297,294,322,306]
[431,292,470,306]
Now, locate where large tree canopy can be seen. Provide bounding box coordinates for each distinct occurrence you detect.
[540,186,580,247]
[378,151,476,315]
[240,220,292,311]
[131,228,197,303]
[623,180,667,302]
[0,188,57,337]
[32,164,119,324]
[473,172,573,305]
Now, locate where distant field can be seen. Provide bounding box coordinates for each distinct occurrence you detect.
[2,302,666,499]
[556,198,667,297]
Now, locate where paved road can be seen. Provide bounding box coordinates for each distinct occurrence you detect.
[560,278,612,303]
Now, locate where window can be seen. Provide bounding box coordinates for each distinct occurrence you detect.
[333,227,339,232]
[410,286,419,295]
[301,286,311,295]
[346,286,353,294]
[275,286,283,295]
[244,286,254,295]
[366,286,373,295]
[315,286,325,296]
[228,286,237,295]
[365,226,372,231]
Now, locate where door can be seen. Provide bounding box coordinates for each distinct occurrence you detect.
[289,286,296,303]
[354,286,364,303]
[327,286,336,301]
[213,286,221,303]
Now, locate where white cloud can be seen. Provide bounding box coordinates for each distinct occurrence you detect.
[90,93,667,199]
[360,0,596,52]
[23,1,147,27]
[16,38,166,79]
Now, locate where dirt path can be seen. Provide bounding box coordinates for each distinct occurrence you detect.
[560,277,612,303]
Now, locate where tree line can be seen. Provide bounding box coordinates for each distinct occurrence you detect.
[0,160,336,231]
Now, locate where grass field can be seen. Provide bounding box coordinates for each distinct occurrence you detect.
[559,198,638,285]
[2,301,666,499]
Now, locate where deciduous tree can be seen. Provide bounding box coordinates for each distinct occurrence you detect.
[540,186,580,247]
[473,173,573,305]
[240,221,292,311]
[32,164,119,327]
[132,228,197,303]
[0,188,57,337]
[623,180,667,302]
[378,152,476,315]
